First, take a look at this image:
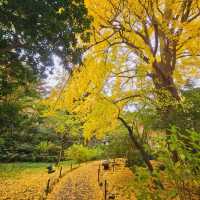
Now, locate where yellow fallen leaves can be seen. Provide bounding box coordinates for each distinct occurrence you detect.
[48,160,136,200]
[48,161,103,200]
[0,164,70,200]
[100,159,136,200]
[0,170,49,200]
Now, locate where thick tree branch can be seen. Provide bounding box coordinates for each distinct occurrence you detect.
[118,116,154,172]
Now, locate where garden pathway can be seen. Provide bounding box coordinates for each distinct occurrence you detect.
[47,160,136,200]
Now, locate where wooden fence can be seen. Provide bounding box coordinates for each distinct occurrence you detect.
[40,162,81,200]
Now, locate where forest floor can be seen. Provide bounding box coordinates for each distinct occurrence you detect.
[2,160,198,200]
[0,160,136,200]
[0,161,75,200]
[48,159,136,200]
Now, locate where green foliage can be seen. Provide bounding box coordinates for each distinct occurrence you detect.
[65,144,103,163]
[0,0,92,162]
[103,127,130,158]
[169,88,200,132]
[0,113,60,162]
[0,0,91,75]
[132,167,178,200]
[44,110,82,136]
[133,167,154,200]
[146,88,200,132]
[163,126,200,181]
[132,126,200,200]
[0,102,85,162]
[36,141,58,153]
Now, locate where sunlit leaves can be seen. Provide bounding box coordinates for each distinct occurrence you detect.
[82,97,119,139]
[46,0,200,141]
[57,7,65,15]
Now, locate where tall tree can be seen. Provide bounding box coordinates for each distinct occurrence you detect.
[47,0,200,170]
[0,0,91,133]
[84,0,200,101]
[0,0,91,75]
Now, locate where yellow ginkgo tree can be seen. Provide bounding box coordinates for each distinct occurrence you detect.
[84,0,200,101]
[47,0,200,171]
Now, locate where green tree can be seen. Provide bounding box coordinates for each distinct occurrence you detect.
[44,109,82,164]
[0,0,91,75]
[0,0,91,137]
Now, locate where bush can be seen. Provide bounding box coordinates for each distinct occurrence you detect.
[65,144,103,163]
[131,126,200,200]
[126,150,146,169]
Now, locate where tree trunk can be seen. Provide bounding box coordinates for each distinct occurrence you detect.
[152,61,180,162]
[57,134,65,164]
[58,148,63,164]
[118,116,154,172]
[152,61,180,101]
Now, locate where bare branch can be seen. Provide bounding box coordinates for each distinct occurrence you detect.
[114,94,141,104]
[86,31,117,51]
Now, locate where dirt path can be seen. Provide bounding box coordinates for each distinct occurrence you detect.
[47,161,103,200]
[47,160,136,200]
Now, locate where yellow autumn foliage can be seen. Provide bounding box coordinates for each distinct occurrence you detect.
[45,0,200,140]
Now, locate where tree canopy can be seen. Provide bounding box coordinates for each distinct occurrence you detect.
[51,0,200,138]
[0,0,92,161]
[0,0,92,132]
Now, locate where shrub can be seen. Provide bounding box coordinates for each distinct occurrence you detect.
[131,126,200,200]
[65,144,103,163]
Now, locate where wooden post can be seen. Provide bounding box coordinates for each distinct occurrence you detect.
[98,165,100,183]
[46,178,51,194]
[113,158,115,172]
[59,166,62,178]
[71,162,72,171]
[104,180,107,200]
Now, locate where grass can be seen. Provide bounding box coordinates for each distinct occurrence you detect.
[0,162,49,179]
[0,161,76,178]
